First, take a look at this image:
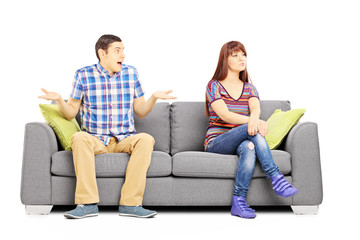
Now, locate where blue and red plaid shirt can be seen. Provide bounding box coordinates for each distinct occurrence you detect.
[70,62,144,145]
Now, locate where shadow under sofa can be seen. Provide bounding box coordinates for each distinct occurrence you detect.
[21,101,323,215]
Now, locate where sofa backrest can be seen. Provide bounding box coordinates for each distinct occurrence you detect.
[134,102,170,153]
[67,100,291,155]
[170,100,291,155]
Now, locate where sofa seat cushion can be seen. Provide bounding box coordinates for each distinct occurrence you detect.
[51,151,171,177]
[172,150,291,178]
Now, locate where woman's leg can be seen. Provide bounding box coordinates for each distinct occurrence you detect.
[233,140,256,197]
[249,133,298,197]
[207,124,280,178]
[231,140,257,219]
[245,132,298,197]
[207,124,297,198]
[206,124,249,154]
[247,133,280,178]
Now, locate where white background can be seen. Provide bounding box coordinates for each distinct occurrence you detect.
[1,0,359,238]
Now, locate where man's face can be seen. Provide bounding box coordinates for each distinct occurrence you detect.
[99,41,126,76]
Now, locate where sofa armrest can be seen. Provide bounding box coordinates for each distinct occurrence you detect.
[284,121,323,205]
[21,122,58,205]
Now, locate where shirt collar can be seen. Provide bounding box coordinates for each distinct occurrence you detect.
[96,62,109,75]
[96,62,125,77]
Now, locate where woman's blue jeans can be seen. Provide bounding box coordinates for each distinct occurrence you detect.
[206,124,280,197]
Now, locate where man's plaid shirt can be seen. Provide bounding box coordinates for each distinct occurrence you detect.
[70,62,144,145]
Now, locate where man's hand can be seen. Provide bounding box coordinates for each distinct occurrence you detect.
[152,90,177,100]
[38,88,81,120]
[38,88,62,101]
[133,90,176,119]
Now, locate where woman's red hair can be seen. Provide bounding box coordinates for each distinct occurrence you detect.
[205,41,251,116]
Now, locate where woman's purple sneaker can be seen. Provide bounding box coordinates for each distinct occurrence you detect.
[271,173,298,198]
[231,195,256,219]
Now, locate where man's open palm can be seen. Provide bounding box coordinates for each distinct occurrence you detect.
[38,88,61,101]
[153,90,177,100]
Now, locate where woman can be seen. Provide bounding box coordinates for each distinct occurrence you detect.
[204,41,298,219]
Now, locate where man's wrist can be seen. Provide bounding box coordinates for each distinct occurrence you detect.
[150,93,158,101]
[55,96,65,105]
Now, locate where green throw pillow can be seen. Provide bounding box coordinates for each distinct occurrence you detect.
[265,108,306,149]
[39,104,80,151]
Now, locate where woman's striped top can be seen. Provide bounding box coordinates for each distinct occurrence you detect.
[204,79,259,149]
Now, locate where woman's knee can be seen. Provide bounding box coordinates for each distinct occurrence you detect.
[236,140,255,155]
[247,141,255,150]
[237,141,256,169]
[252,133,268,147]
[241,140,255,150]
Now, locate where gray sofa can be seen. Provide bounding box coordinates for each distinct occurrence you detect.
[21,101,323,215]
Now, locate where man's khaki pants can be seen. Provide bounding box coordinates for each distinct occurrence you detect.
[71,132,155,206]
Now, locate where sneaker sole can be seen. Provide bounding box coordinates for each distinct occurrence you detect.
[231,210,256,219]
[64,213,98,219]
[276,189,298,198]
[118,212,157,218]
[231,213,256,219]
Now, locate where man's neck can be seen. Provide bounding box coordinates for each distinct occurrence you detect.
[99,62,119,76]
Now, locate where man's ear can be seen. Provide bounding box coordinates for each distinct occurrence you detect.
[98,49,106,60]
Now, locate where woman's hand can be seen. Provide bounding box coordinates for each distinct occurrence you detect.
[248,117,267,137]
[257,120,268,137]
[247,116,259,136]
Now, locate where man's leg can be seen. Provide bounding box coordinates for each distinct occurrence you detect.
[114,133,157,218]
[64,132,108,219]
[114,133,155,206]
[71,132,108,205]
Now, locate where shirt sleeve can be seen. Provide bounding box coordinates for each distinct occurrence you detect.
[134,69,145,99]
[248,83,260,99]
[206,80,222,104]
[70,70,84,100]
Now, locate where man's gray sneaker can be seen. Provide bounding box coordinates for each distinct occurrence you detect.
[118,205,157,218]
[64,204,99,219]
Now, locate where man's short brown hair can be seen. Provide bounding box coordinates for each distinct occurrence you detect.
[95,34,122,61]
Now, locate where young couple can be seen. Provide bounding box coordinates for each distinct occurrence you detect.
[39,34,297,220]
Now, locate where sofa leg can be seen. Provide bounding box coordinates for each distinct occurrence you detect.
[25,205,53,215]
[291,205,319,215]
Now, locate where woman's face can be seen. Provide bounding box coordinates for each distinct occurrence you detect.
[228,50,247,73]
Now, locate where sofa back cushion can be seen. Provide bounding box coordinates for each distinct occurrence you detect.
[259,100,291,120]
[170,102,209,155]
[134,102,170,153]
[170,100,291,155]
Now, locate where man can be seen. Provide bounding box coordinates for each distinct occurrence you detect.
[39,34,176,219]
